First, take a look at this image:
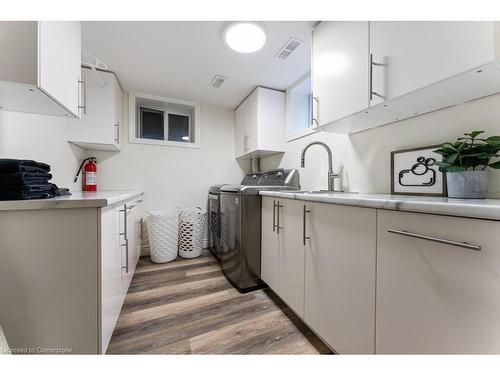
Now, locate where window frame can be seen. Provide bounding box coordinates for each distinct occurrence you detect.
[129,92,201,149]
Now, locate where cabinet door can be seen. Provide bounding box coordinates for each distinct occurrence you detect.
[279,199,305,318]
[376,210,500,354]
[370,21,496,104]
[261,197,279,291]
[38,21,81,117]
[129,198,144,274]
[245,89,258,153]
[67,69,122,150]
[234,100,247,157]
[312,22,369,126]
[100,205,123,353]
[121,203,136,292]
[113,73,123,146]
[305,202,376,353]
[256,88,285,153]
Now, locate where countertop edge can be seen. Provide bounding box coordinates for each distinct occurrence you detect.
[0,191,144,211]
[259,191,500,221]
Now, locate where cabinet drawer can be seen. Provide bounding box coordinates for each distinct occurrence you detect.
[376,210,500,354]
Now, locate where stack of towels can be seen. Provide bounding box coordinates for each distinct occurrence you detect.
[0,159,58,200]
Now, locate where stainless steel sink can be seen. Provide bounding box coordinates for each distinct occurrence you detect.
[292,190,335,194]
[290,190,357,195]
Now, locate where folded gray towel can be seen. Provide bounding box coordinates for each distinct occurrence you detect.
[0,159,50,173]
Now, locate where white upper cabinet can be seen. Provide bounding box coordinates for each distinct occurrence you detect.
[0,21,82,118]
[312,21,370,126]
[234,87,285,159]
[312,21,500,134]
[370,21,498,104]
[67,69,123,151]
[38,22,82,117]
[234,98,247,158]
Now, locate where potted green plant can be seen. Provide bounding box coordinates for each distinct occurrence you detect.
[434,131,500,198]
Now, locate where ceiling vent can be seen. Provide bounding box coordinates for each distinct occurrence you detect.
[275,38,303,60]
[210,75,228,88]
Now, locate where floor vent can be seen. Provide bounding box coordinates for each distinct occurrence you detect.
[275,38,303,60]
[210,75,228,88]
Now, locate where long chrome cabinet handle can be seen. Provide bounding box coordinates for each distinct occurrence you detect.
[303,205,310,246]
[120,204,130,272]
[369,53,373,101]
[121,239,129,272]
[115,122,120,144]
[272,200,276,232]
[243,134,249,153]
[119,207,126,236]
[78,75,87,115]
[276,202,283,234]
[370,54,385,100]
[312,95,319,126]
[387,229,481,251]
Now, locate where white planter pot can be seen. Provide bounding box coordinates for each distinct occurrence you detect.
[446,170,488,199]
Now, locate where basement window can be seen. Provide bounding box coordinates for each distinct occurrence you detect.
[129,92,200,148]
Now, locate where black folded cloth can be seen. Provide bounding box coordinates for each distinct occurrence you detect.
[0,172,52,187]
[0,159,51,173]
[0,183,58,200]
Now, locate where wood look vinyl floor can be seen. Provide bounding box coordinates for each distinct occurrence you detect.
[107,250,332,354]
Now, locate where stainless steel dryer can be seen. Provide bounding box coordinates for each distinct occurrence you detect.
[220,169,299,292]
[208,184,225,260]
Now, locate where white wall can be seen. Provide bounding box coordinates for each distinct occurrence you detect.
[261,92,500,198]
[0,111,86,190]
[93,93,244,211]
[0,94,244,211]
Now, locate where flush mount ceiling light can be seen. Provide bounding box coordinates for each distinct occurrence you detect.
[223,22,267,53]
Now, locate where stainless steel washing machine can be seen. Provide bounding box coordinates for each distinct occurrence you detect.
[220,169,299,292]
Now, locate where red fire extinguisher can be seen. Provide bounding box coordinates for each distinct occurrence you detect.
[74,157,97,191]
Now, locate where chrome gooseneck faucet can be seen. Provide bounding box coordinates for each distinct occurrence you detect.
[300,141,341,192]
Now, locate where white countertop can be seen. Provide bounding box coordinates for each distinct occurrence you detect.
[259,191,500,220]
[0,190,144,211]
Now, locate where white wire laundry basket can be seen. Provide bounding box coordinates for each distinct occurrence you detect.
[178,207,207,258]
[146,209,180,263]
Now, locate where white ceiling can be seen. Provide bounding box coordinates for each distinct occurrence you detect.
[82,21,314,109]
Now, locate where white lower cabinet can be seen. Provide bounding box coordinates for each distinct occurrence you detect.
[279,199,306,317]
[261,197,376,352]
[100,204,124,352]
[0,194,143,354]
[376,210,500,354]
[304,202,376,354]
[262,198,500,354]
[121,198,144,294]
[261,197,280,291]
[101,196,144,351]
[261,198,305,317]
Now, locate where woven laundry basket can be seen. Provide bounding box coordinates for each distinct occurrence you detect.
[178,207,207,259]
[146,209,180,263]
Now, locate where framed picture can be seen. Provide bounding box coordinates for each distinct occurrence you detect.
[391,145,446,196]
